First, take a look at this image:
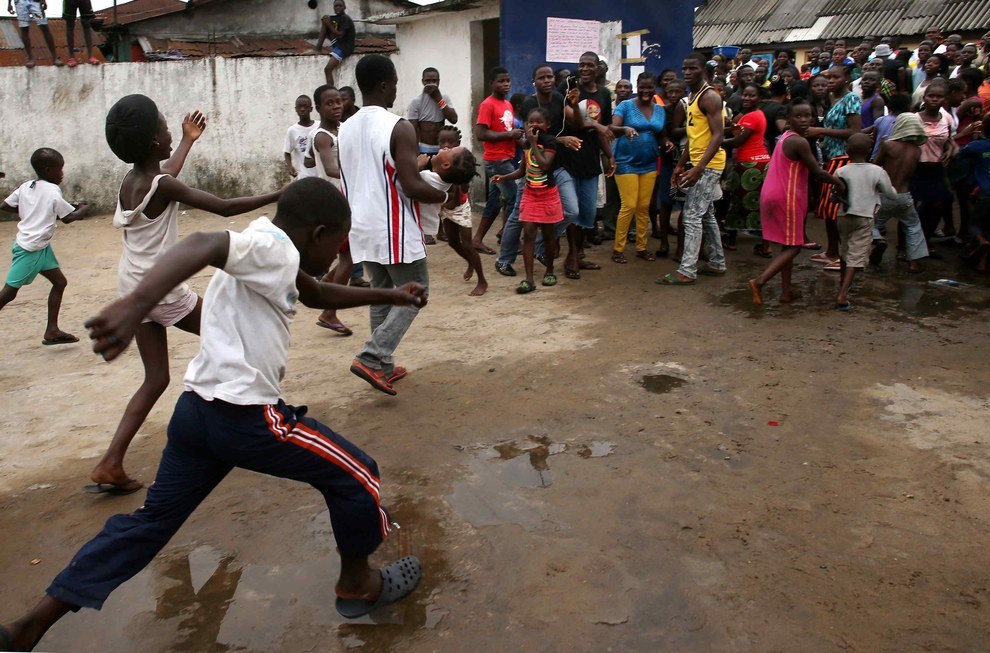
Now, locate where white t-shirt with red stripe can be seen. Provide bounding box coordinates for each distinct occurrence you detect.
[338,105,426,265]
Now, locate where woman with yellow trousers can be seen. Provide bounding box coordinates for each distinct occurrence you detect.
[609,71,674,263]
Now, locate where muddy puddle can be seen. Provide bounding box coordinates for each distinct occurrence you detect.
[448,435,616,529]
[640,374,687,394]
[715,269,990,323]
[39,494,453,653]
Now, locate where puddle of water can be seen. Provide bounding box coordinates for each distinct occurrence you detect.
[448,436,616,529]
[39,491,451,653]
[578,441,616,459]
[640,374,687,394]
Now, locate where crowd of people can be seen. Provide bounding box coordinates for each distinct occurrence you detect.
[2,17,990,649]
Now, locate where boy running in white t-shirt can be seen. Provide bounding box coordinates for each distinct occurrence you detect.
[0,178,427,652]
[283,94,317,179]
[0,148,88,345]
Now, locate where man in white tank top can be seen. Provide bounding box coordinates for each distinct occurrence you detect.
[339,55,448,395]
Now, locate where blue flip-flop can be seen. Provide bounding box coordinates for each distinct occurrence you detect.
[335,556,422,619]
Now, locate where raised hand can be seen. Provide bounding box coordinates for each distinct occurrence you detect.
[182,110,207,141]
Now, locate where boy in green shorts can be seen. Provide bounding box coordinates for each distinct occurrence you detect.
[0,148,88,345]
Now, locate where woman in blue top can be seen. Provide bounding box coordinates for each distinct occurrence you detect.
[609,71,672,263]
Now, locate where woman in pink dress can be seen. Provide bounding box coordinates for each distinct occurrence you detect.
[749,100,845,305]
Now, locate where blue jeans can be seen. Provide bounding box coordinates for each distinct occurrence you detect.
[497,168,578,266]
[47,392,388,610]
[570,173,600,229]
[483,159,518,220]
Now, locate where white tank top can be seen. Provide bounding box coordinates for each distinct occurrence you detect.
[310,127,341,190]
[114,173,189,304]
[339,106,425,265]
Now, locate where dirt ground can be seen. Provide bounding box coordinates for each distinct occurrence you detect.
[1,206,989,652]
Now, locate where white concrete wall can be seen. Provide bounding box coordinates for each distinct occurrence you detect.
[130,0,400,39]
[0,56,358,211]
[390,3,500,163]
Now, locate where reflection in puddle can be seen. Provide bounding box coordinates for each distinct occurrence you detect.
[578,441,616,458]
[714,273,990,322]
[40,492,451,653]
[448,436,616,530]
[640,374,686,395]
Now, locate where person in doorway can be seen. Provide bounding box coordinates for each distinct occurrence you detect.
[406,67,458,155]
[339,55,448,396]
[315,0,355,86]
[63,0,98,66]
[658,52,727,285]
[8,0,62,68]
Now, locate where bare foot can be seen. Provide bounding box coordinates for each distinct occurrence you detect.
[469,281,488,296]
[907,261,924,274]
[748,279,763,306]
[463,265,473,281]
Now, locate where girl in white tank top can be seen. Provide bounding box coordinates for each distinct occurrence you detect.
[90,96,283,497]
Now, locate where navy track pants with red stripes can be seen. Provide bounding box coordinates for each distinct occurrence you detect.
[48,391,390,610]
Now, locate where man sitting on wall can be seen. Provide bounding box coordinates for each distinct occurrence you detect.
[315,0,355,86]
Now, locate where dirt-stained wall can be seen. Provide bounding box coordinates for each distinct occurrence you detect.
[0,55,361,211]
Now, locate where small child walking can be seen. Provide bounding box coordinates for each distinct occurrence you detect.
[749,100,845,305]
[0,148,88,344]
[833,133,897,310]
[0,179,426,652]
[283,94,317,180]
[491,107,563,293]
[87,95,283,496]
[436,125,488,296]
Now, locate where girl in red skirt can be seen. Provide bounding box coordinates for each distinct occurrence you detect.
[749,100,845,305]
[491,107,563,293]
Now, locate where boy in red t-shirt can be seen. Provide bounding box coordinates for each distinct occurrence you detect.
[472,66,523,254]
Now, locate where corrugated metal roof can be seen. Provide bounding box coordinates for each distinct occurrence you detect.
[0,17,108,66]
[764,0,822,30]
[694,0,990,48]
[94,0,194,26]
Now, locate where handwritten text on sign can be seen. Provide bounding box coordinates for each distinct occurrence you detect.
[546,17,601,63]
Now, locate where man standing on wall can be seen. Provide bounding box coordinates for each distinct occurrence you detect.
[315,0,355,86]
[63,0,99,66]
[406,67,459,155]
[339,55,448,395]
[658,51,727,286]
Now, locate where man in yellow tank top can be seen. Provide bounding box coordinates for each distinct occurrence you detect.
[658,52,728,285]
